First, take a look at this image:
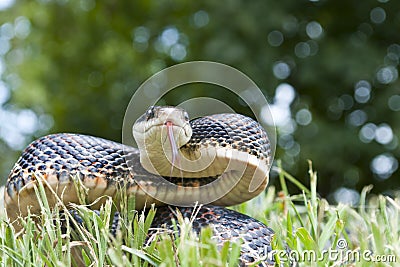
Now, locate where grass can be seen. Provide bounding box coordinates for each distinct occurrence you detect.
[0,162,399,266]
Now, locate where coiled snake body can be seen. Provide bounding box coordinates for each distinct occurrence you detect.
[5,106,274,266]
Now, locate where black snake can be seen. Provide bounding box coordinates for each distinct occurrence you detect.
[4,106,275,266]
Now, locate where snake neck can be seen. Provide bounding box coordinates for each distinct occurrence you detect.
[140,140,262,182]
[137,139,207,178]
[137,139,180,176]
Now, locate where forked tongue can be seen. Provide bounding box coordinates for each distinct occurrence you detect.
[165,121,180,176]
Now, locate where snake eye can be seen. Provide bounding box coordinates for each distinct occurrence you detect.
[183,112,189,121]
[146,106,155,120]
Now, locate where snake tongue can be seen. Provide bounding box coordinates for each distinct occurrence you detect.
[166,121,179,171]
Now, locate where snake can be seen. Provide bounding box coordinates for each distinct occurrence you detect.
[4,106,275,266]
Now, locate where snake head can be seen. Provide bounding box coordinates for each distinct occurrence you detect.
[132,106,192,174]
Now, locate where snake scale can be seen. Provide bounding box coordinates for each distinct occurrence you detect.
[4,106,275,266]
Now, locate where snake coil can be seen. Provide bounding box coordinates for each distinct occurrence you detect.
[5,106,275,266]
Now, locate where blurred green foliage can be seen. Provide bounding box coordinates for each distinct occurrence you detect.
[0,0,399,201]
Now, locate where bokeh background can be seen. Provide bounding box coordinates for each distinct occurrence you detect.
[0,0,399,204]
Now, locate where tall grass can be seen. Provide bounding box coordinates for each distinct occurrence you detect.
[0,163,399,266]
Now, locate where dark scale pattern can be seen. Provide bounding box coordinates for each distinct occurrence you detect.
[5,133,136,198]
[187,114,271,165]
[60,206,275,266]
[150,206,275,266]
